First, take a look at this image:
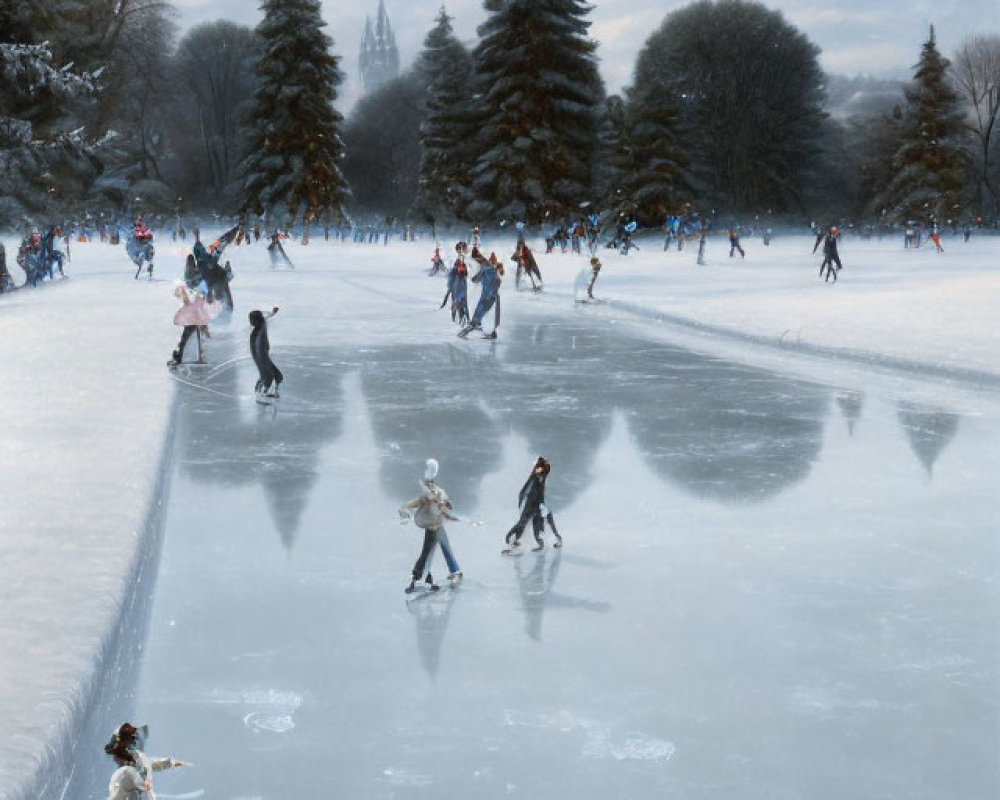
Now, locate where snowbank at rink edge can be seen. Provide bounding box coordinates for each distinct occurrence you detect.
[0,236,180,800]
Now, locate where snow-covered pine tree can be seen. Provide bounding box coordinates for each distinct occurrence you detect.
[0,41,101,226]
[620,80,690,224]
[468,0,604,225]
[240,0,350,228]
[594,95,633,216]
[881,26,969,224]
[412,7,476,226]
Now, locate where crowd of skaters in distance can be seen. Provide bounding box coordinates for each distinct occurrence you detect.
[3,207,987,298]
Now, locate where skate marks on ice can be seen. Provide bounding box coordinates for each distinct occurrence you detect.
[501,708,675,764]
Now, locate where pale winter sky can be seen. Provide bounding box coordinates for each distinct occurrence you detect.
[172,0,996,113]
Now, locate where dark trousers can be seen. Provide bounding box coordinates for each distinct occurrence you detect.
[175,326,198,362]
[506,508,561,547]
[255,357,283,392]
[411,528,439,580]
[820,254,841,281]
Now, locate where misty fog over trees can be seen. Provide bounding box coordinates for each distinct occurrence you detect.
[2,0,998,230]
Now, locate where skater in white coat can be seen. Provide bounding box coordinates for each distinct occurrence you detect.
[399,459,462,592]
[105,722,188,800]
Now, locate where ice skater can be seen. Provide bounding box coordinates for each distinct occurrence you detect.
[249,306,282,398]
[267,231,294,268]
[440,248,469,326]
[398,458,462,592]
[728,226,745,258]
[429,245,446,275]
[127,217,155,279]
[458,251,503,338]
[169,284,218,366]
[929,224,944,252]
[513,241,542,291]
[105,722,189,800]
[585,256,602,299]
[503,457,562,553]
[818,226,842,282]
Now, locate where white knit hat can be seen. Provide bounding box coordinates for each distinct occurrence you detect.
[424,459,439,481]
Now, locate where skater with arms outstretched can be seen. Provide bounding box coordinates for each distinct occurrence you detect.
[399,459,462,592]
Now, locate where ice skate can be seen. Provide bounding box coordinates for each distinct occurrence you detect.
[425,573,440,591]
[501,540,523,556]
[447,570,463,583]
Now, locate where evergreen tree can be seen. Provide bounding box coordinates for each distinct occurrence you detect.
[241,0,350,227]
[595,95,633,216]
[468,0,604,224]
[632,0,826,214]
[342,71,424,218]
[412,7,476,226]
[620,82,690,224]
[880,26,968,223]
[0,41,102,225]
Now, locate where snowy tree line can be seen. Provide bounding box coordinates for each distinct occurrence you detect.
[2,0,998,231]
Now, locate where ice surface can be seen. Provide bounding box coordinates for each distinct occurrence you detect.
[2,230,999,799]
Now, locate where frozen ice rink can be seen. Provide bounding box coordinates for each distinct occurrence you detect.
[56,235,999,800]
[4,232,997,799]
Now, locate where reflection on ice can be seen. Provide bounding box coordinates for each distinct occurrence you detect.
[896,400,961,478]
[175,348,345,549]
[359,345,503,512]
[511,548,611,641]
[355,318,836,509]
[406,585,459,680]
[836,390,865,435]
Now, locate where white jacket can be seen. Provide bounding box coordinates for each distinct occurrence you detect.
[399,479,456,529]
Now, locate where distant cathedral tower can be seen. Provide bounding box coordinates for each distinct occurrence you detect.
[360,0,400,93]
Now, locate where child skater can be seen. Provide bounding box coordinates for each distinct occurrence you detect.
[249,306,282,398]
[105,722,189,800]
[169,284,218,366]
[503,457,562,553]
[398,458,462,592]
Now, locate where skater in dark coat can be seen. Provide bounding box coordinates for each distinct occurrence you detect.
[249,307,282,397]
[819,227,842,282]
[504,457,562,552]
[728,226,745,258]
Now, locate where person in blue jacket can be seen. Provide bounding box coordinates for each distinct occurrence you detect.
[458,250,503,339]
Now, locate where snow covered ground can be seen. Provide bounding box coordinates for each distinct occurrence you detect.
[1,229,998,799]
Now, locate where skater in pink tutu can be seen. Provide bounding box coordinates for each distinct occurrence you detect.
[169,284,220,366]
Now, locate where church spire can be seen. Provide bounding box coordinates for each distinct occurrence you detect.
[360,1,399,93]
